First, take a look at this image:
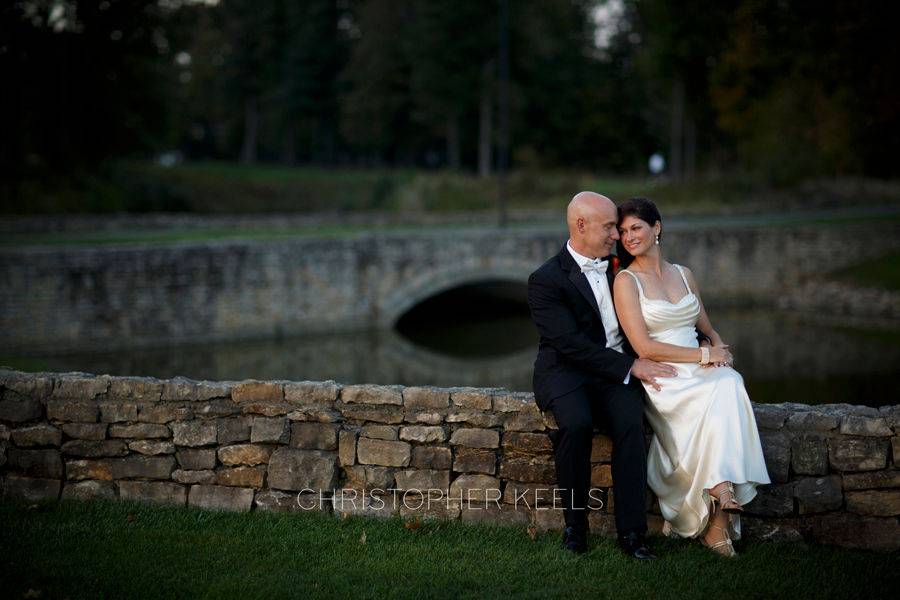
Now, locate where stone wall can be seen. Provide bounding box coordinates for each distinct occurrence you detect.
[0,369,897,551]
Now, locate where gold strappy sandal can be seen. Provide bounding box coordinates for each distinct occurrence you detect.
[710,482,744,514]
[701,523,737,557]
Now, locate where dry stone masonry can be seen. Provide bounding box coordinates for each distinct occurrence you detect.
[1,369,898,551]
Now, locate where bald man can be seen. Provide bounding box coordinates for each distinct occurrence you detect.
[527,192,675,559]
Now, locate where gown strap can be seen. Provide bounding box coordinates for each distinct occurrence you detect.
[620,269,646,298]
[674,264,692,295]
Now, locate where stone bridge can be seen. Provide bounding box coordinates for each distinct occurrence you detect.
[2,221,899,353]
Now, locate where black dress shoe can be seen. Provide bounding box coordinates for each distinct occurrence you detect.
[617,531,657,561]
[561,526,588,554]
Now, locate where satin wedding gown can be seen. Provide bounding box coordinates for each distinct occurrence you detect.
[621,265,770,540]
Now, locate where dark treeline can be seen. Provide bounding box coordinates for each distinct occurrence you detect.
[2,0,898,197]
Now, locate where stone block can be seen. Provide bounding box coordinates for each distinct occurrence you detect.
[759,431,791,483]
[590,464,613,487]
[52,376,108,400]
[450,388,492,411]
[66,459,113,481]
[796,475,843,514]
[356,437,411,467]
[61,422,108,440]
[1,474,60,501]
[394,469,451,492]
[806,513,900,551]
[284,381,341,405]
[0,372,54,399]
[791,434,828,476]
[502,481,560,508]
[61,440,128,458]
[108,377,162,402]
[108,423,170,439]
[342,465,394,490]
[250,416,289,444]
[361,425,399,441]
[445,410,501,428]
[46,399,98,423]
[11,424,62,447]
[7,448,63,478]
[119,480,186,506]
[267,448,338,492]
[786,410,839,432]
[504,412,547,432]
[411,445,452,470]
[255,489,331,513]
[341,384,403,405]
[216,466,265,488]
[240,402,294,417]
[61,479,117,501]
[331,490,397,518]
[752,404,790,429]
[138,403,192,423]
[893,437,900,464]
[340,404,404,424]
[452,447,496,474]
[840,416,892,437]
[176,448,217,470]
[218,444,273,466]
[491,392,533,413]
[402,410,443,425]
[403,387,449,409]
[171,421,217,447]
[338,430,357,467]
[449,428,499,449]
[232,380,284,404]
[828,437,889,472]
[498,456,556,483]
[533,505,566,532]
[188,484,254,511]
[0,395,44,422]
[172,469,217,485]
[880,405,900,430]
[161,377,231,402]
[399,426,446,443]
[449,473,502,504]
[845,490,900,517]
[98,401,139,423]
[741,517,803,543]
[842,470,900,490]
[744,483,795,517]
[286,407,343,423]
[216,417,252,444]
[108,455,176,479]
[194,400,242,418]
[502,432,552,455]
[591,436,613,462]
[400,495,461,521]
[128,440,175,455]
[290,422,338,450]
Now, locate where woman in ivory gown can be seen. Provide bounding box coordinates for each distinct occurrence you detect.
[611,197,770,557]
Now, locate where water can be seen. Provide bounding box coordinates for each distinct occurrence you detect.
[6,308,898,408]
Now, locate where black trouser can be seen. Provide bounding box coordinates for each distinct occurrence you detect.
[547,380,647,537]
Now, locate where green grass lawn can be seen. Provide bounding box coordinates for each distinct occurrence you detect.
[1,499,896,599]
[831,253,900,292]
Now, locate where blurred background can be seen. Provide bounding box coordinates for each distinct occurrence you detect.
[1,0,898,407]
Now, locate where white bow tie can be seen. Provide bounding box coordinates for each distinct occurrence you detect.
[580,259,608,274]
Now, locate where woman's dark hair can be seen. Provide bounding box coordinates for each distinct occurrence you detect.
[616,197,662,268]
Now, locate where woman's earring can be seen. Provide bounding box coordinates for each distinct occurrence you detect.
[655,235,659,245]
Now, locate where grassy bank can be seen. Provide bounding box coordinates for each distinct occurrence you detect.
[0,498,896,599]
[832,253,900,291]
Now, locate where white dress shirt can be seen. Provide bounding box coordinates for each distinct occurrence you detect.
[567,241,631,384]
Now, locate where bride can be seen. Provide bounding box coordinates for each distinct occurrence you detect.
[611,197,771,557]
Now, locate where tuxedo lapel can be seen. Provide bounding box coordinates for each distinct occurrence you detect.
[558,246,603,320]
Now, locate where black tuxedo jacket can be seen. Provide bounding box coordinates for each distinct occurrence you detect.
[527,245,636,412]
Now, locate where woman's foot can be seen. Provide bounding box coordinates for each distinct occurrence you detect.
[709,481,743,513]
[701,522,737,557]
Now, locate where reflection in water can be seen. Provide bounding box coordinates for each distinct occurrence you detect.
[5,309,899,408]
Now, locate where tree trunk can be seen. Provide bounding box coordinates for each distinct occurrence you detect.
[240,95,259,164]
[446,113,461,170]
[478,60,494,178]
[669,78,684,181]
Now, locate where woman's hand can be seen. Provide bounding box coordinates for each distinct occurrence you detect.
[708,344,732,368]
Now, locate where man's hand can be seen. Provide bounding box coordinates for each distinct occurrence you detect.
[631,358,677,391]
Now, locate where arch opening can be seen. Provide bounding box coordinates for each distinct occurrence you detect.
[394,279,535,358]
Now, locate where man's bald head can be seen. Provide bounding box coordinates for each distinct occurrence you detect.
[566,191,620,258]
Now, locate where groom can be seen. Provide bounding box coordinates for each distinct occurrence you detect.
[527,191,676,560]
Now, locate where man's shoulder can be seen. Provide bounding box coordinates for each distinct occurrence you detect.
[529,253,564,283]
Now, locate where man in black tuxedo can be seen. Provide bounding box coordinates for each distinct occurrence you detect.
[527,192,676,560]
